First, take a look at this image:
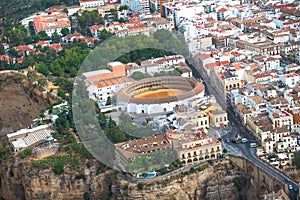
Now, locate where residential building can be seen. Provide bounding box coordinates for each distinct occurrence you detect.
[33,12,71,37]
[84,61,129,103]
[279,73,300,88]
[209,109,229,128]
[79,0,105,8]
[175,110,209,129]
[115,124,222,171]
[121,0,150,14]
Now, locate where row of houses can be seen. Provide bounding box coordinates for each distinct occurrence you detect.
[115,95,227,171]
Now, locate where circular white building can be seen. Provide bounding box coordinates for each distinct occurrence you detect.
[116,76,205,114]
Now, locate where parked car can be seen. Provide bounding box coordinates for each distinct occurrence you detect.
[250,143,257,148]
[241,138,248,143]
[284,178,291,182]
[289,184,293,190]
[226,138,230,143]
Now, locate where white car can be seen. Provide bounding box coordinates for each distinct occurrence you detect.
[289,184,293,190]
[241,138,248,143]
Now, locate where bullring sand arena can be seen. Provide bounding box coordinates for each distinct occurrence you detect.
[116,76,205,114]
[134,89,186,99]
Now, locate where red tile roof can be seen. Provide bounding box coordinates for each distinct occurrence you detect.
[218,8,227,13]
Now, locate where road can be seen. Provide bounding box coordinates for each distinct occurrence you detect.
[186,57,299,199]
[221,105,298,200]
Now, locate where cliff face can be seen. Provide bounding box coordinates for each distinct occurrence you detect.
[0,158,116,200]
[0,158,253,200]
[113,160,252,200]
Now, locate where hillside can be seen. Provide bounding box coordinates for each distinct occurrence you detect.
[0,72,50,134]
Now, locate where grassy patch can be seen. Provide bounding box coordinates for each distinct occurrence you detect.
[33,154,80,174]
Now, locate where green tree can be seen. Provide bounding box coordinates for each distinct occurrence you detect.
[106,96,112,105]
[77,10,104,30]
[26,70,38,81]
[37,79,48,87]
[18,148,32,159]
[36,62,49,76]
[22,55,35,67]
[104,117,126,143]
[61,27,70,36]
[0,43,5,54]
[24,36,33,44]
[39,109,45,120]
[55,115,70,133]
[54,77,73,94]
[52,162,64,174]
[154,29,173,43]
[137,183,144,190]
[8,48,21,58]
[118,5,128,11]
[63,8,69,15]
[99,30,114,41]
[4,26,27,45]
[131,71,147,80]
[51,31,61,43]
[38,31,50,40]
[97,112,107,128]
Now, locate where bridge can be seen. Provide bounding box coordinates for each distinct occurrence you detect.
[229,155,298,199]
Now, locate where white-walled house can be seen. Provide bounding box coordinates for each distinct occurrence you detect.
[79,0,104,8]
[33,12,71,37]
[279,73,300,88]
[88,76,134,103]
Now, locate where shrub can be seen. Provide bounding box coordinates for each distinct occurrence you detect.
[83,192,89,200]
[122,184,128,190]
[75,174,86,180]
[189,167,195,173]
[52,162,64,174]
[18,148,32,159]
[137,183,144,190]
[162,178,169,186]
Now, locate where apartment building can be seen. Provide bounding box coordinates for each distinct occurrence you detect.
[208,109,229,128]
[121,0,150,14]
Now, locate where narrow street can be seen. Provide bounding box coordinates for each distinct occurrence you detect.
[186,57,299,200]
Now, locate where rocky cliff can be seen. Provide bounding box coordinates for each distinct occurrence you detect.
[0,158,254,200]
[113,160,253,200]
